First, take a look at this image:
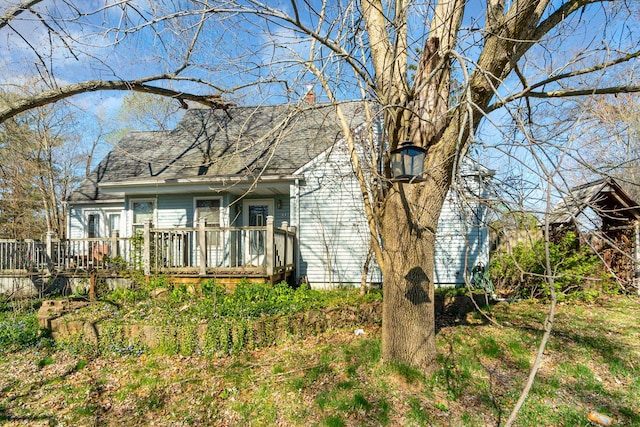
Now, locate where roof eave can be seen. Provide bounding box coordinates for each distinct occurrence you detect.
[98,174,305,189]
[66,198,125,205]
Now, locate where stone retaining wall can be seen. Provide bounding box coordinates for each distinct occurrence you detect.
[38,293,489,355]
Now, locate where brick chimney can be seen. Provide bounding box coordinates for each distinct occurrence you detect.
[304,86,315,104]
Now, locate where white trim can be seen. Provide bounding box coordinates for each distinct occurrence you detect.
[99,176,302,192]
[107,212,122,237]
[82,208,124,238]
[84,210,102,238]
[292,119,378,176]
[242,199,275,226]
[193,196,226,227]
[130,198,156,235]
[242,199,275,267]
[292,139,341,177]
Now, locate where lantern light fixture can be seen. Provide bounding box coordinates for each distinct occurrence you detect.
[390,140,427,182]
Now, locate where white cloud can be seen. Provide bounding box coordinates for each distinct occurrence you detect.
[73,93,123,117]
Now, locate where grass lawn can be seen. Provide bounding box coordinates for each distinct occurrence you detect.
[1,293,638,426]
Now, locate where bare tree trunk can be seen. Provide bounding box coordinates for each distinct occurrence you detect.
[360,243,373,295]
[380,183,446,370]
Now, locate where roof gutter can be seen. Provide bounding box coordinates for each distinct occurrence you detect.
[65,198,125,205]
[98,174,304,189]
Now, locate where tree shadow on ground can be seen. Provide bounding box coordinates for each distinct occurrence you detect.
[434,293,495,332]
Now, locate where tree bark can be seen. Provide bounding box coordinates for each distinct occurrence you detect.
[380,182,447,369]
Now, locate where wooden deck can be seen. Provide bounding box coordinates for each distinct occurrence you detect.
[0,217,296,285]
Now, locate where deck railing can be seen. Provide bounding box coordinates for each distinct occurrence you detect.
[0,239,47,272]
[0,216,296,278]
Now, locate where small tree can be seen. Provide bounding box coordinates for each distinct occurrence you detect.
[0,91,80,238]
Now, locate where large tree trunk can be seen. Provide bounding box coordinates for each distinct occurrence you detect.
[380,182,448,369]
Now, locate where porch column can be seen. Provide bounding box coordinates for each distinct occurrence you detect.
[198,218,207,276]
[143,220,151,276]
[266,216,274,278]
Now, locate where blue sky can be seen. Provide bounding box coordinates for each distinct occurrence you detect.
[1,0,638,206]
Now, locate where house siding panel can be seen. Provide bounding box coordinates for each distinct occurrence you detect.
[68,207,85,239]
[296,144,381,288]
[124,193,233,233]
[157,194,192,228]
[297,148,491,288]
[68,203,124,239]
[434,189,490,286]
[274,196,290,228]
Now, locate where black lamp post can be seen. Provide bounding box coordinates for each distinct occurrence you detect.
[390,140,427,182]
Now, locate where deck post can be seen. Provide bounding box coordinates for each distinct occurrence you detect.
[266,216,275,279]
[110,231,119,258]
[281,222,289,271]
[288,225,297,270]
[199,218,207,276]
[143,220,151,276]
[45,231,55,272]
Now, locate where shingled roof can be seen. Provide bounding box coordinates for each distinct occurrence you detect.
[549,178,640,225]
[69,102,369,203]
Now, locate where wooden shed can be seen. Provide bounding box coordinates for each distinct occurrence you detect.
[549,178,640,293]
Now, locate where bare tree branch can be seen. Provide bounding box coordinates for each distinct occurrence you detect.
[488,50,640,111]
[0,78,230,124]
[520,85,640,99]
[239,1,374,88]
[0,0,43,31]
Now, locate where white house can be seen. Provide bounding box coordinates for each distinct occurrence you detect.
[67,101,492,288]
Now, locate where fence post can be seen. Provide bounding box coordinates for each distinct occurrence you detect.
[199,218,207,276]
[143,220,151,276]
[266,216,274,279]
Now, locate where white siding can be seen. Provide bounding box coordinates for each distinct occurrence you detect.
[295,144,381,288]
[67,203,124,239]
[157,194,193,228]
[274,196,290,228]
[68,207,85,239]
[120,193,231,236]
[434,197,474,285]
[434,183,491,286]
[295,149,491,289]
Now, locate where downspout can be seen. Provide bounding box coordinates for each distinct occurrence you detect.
[295,178,301,284]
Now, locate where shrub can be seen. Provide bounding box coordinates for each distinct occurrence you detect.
[199,280,324,319]
[489,232,610,299]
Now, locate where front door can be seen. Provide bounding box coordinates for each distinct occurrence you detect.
[242,200,274,266]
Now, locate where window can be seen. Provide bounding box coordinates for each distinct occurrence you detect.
[132,200,155,233]
[195,199,221,227]
[196,198,222,246]
[108,213,121,236]
[88,214,100,238]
